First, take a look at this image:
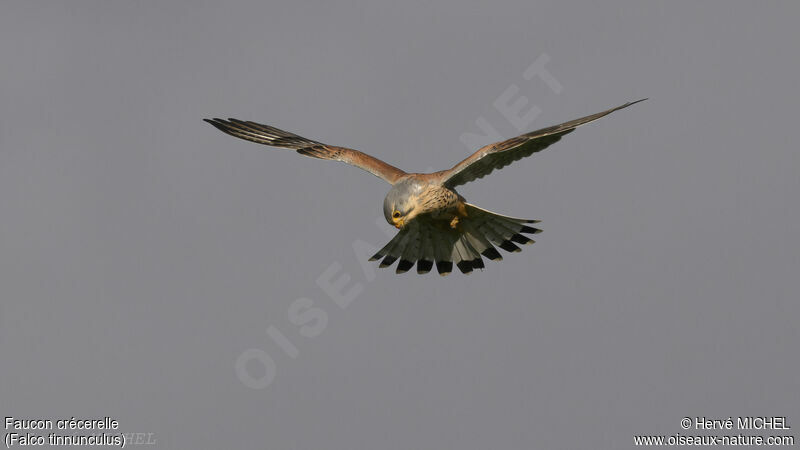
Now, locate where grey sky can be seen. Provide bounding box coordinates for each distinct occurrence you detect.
[1,1,798,449]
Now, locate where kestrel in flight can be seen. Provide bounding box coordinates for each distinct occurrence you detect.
[204,99,644,275]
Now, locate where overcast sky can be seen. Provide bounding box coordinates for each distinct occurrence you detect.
[1,1,798,449]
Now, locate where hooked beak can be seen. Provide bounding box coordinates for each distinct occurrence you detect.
[393,218,405,229]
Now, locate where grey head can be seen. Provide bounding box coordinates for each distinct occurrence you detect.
[383,178,423,227]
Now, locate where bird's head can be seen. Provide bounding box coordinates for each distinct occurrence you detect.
[383,180,420,229]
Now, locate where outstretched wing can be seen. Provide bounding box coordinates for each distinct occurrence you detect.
[204,118,407,184]
[437,99,646,188]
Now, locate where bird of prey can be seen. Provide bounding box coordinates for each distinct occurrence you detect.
[204,99,644,275]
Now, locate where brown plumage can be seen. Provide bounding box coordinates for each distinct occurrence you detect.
[204,99,644,275]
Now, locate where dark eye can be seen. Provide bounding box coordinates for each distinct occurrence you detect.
[392,211,401,218]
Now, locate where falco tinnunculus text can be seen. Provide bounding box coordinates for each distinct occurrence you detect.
[204,99,644,275]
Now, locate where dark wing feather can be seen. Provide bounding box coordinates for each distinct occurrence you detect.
[438,99,645,187]
[204,118,406,184]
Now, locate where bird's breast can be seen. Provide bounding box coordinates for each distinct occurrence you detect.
[416,185,462,216]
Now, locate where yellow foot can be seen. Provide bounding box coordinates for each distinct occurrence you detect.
[450,217,460,229]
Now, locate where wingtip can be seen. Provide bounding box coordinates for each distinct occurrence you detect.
[204,118,231,133]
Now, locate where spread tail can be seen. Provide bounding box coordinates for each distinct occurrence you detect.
[370,203,541,276]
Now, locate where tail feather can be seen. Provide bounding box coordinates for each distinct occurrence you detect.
[463,203,540,224]
[511,233,534,245]
[416,226,434,273]
[499,240,522,253]
[481,246,503,261]
[379,254,398,268]
[461,222,493,254]
[491,217,526,238]
[452,237,479,274]
[473,218,507,248]
[460,234,486,271]
[397,223,422,274]
[520,225,543,235]
[464,237,486,270]
[465,203,539,253]
[433,230,456,276]
[417,259,434,274]
[484,214,533,241]
[379,226,412,267]
[436,260,453,275]
[452,242,472,274]
[369,228,402,261]
[396,259,414,273]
